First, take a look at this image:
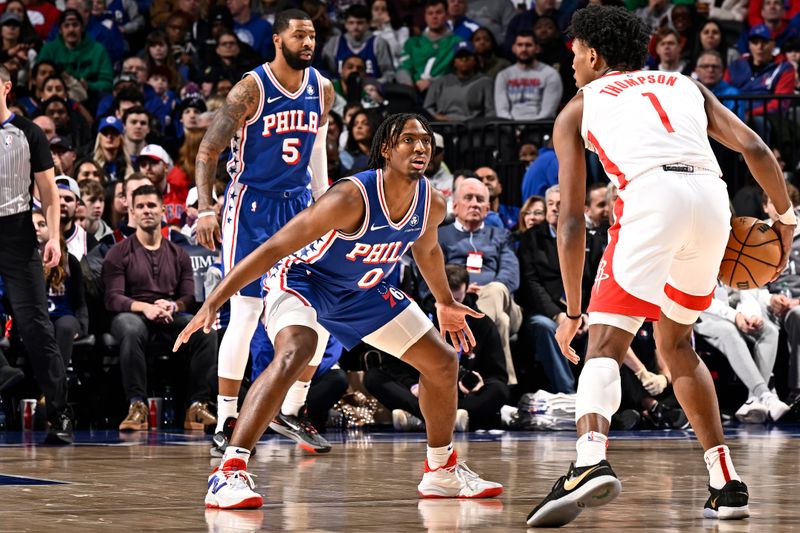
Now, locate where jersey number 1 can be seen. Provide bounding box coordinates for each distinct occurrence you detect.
[282,138,301,165]
[641,93,675,133]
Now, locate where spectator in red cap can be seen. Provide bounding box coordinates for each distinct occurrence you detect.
[137,143,188,227]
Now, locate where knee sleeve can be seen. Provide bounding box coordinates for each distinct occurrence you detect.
[575,357,622,424]
[217,295,264,380]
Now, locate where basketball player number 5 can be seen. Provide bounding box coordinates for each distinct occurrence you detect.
[282,138,301,165]
[641,93,675,133]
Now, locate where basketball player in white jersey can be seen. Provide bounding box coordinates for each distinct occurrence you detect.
[527,6,795,527]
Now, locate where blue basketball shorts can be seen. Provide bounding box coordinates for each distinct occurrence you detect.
[221,182,311,297]
[263,269,433,357]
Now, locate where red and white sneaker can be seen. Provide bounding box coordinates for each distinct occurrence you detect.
[205,459,263,509]
[417,452,503,499]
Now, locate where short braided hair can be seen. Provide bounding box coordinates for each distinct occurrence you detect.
[367,113,434,170]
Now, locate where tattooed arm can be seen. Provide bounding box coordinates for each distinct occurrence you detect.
[195,74,260,251]
[309,76,336,201]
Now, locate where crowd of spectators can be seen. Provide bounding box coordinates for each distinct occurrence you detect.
[2,0,800,434]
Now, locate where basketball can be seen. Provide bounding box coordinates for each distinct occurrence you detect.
[719,216,783,290]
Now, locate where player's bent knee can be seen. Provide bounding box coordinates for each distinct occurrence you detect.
[273,327,319,373]
[412,337,458,380]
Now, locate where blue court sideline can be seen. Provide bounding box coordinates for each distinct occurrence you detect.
[1,423,799,448]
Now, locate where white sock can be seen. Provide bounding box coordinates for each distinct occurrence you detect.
[221,445,251,470]
[427,442,454,469]
[215,395,238,433]
[281,380,311,417]
[575,431,608,467]
[704,445,741,489]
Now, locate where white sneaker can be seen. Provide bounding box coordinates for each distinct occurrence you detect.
[455,409,469,432]
[417,452,503,499]
[759,392,791,421]
[205,459,263,509]
[734,398,768,424]
[393,409,425,431]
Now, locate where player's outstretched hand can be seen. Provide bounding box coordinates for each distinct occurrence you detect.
[197,214,221,251]
[435,301,484,353]
[555,316,581,365]
[172,300,218,352]
[772,220,796,282]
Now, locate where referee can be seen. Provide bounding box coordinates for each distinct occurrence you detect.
[0,65,72,444]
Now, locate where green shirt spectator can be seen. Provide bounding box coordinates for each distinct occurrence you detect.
[396,0,463,93]
[37,9,113,95]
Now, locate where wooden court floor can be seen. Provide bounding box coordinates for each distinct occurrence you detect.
[1,427,799,532]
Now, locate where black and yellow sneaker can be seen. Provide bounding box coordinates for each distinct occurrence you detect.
[527,460,621,527]
[703,480,749,519]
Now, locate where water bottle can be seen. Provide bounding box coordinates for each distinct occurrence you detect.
[162,386,175,429]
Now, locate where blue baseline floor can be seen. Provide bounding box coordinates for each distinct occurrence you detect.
[1,422,800,447]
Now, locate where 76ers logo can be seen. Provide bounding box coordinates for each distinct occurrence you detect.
[594,259,610,292]
[377,285,406,308]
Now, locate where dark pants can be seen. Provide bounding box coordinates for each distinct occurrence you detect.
[307,368,349,430]
[364,367,510,429]
[110,312,216,405]
[53,315,80,367]
[0,211,66,422]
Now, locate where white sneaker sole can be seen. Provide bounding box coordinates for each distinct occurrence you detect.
[205,491,263,509]
[735,410,767,424]
[703,505,750,519]
[527,476,621,527]
[417,484,504,499]
[769,404,790,421]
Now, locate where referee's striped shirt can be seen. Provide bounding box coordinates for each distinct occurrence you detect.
[0,112,54,217]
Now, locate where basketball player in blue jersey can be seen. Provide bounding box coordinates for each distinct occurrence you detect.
[194,9,336,457]
[176,113,504,510]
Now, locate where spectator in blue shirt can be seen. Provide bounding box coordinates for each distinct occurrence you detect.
[228,0,274,61]
[476,165,519,231]
[435,178,522,384]
[521,136,558,200]
[725,25,796,117]
[447,0,480,41]
[695,50,745,120]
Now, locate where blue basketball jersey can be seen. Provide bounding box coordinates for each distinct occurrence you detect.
[227,64,324,195]
[335,35,382,79]
[267,169,431,293]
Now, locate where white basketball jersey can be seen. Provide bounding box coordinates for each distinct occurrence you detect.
[580,70,721,188]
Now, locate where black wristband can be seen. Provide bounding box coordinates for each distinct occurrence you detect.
[566,312,582,320]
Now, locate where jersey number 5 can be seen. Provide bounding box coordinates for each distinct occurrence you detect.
[641,93,675,133]
[282,138,301,165]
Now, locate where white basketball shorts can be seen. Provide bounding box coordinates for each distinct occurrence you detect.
[587,169,731,331]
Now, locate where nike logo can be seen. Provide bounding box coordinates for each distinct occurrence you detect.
[282,419,301,431]
[563,465,601,491]
[222,398,237,402]
[711,495,719,508]
[370,223,389,231]
[267,95,282,104]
